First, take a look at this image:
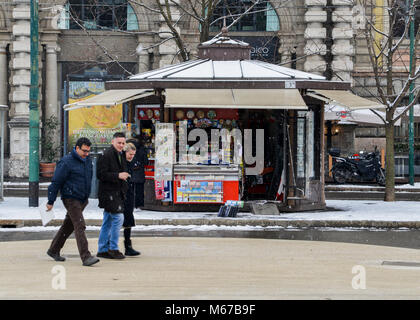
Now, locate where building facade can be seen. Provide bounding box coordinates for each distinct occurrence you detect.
[0,0,413,178]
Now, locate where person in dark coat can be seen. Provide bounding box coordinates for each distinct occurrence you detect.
[122,142,140,256]
[46,137,100,267]
[96,132,129,260]
[128,137,148,210]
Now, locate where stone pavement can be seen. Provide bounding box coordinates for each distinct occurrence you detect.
[1,236,420,299]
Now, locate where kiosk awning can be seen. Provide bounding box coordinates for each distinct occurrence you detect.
[307,90,385,110]
[165,89,308,110]
[63,89,154,111]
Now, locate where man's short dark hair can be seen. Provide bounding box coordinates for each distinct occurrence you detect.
[113,132,126,139]
[75,137,92,148]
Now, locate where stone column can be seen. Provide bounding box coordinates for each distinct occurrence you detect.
[8,0,31,178]
[44,44,60,154]
[304,0,327,75]
[0,45,7,106]
[157,1,181,68]
[136,36,151,73]
[0,45,8,175]
[331,0,354,83]
[45,44,59,121]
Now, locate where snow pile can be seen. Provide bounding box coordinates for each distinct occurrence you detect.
[1,197,420,222]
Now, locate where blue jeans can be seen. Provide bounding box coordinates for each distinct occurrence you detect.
[98,211,124,252]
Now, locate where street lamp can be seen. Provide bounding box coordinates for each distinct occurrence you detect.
[0,105,8,202]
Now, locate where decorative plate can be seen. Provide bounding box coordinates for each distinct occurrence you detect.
[146,109,154,119]
[154,110,160,118]
[139,110,145,118]
[207,110,216,119]
[187,110,195,119]
[176,110,185,119]
[225,119,231,125]
[197,110,205,119]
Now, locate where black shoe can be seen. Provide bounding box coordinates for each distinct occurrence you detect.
[125,246,141,256]
[125,240,141,256]
[108,250,125,259]
[47,249,65,262]
[97,251,113,259]
[83,256,100,266]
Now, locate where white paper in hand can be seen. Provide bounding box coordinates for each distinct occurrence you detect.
[39,204,55,226]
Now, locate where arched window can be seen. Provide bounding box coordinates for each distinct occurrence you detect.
[210,0,279,32]
[58,0,139,31]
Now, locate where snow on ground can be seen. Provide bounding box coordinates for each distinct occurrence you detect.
[328,183,420,189]
[1,197,420,222]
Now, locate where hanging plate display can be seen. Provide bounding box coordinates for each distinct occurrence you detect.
[146,109,154,119]
[207,110,216,119]
[197,110,205,119]
[187,110,195,119]
[176,110,185,119]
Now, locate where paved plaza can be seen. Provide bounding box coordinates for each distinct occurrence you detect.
[1,236,420,299]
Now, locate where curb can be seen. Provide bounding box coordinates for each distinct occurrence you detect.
[1,218,420,229]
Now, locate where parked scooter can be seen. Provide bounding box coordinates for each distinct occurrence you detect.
[329,147,385,185]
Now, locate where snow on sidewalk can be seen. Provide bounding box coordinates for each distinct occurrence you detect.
[0,197,420,222]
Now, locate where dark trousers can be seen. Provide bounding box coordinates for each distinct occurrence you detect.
[134,182,144,208]
[49,198,91,262]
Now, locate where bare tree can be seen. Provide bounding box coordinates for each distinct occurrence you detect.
[134,0,290,62]
[362,0,420,201]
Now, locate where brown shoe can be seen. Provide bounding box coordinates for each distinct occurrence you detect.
[108,250,125,259]
[97,251,113,259]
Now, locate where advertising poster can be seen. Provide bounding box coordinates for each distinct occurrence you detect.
[68,81,123,150]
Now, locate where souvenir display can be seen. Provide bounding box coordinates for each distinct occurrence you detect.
[186,110,195,119]
[176,110,185,120]
[197,110,205,119]
[187,119,193,129]
[176,180,223,203]
[207,110,216,119]
[217,119,224,128]
[197,118,212,128]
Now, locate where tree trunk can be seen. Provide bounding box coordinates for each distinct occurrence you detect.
[200,21,209,43]
[384,122,395,201]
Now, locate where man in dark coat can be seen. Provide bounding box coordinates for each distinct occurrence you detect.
[96,132,129,259]
[46,137,100,267]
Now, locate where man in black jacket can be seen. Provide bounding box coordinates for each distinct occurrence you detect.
[46,137,100,267]
[96,132,129,259]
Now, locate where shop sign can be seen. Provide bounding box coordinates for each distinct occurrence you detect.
[235,36,280,63]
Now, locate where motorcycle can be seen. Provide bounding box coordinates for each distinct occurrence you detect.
[329,148,385,185]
